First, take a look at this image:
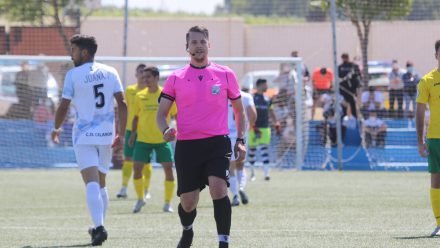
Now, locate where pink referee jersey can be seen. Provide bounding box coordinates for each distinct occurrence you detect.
[161,63,241,140]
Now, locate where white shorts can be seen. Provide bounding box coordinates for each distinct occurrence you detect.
[74,145,112,174]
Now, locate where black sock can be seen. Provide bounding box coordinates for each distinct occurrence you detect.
[219,242,229,248]
[178,203,197,229]
[213,196,231,246]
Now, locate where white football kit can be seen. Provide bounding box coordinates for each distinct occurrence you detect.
[228,90,254,160]
[62,62,123,172]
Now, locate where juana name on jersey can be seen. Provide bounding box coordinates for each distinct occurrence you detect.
[62,62,123,145]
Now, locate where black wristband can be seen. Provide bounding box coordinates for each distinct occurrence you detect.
[162,127,170,135]
[236,137,246,145]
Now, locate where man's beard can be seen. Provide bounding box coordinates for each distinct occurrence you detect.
[73,59,81,67]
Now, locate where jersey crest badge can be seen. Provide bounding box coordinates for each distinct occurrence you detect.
[211,84,220,95]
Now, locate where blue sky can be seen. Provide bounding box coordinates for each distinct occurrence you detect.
[101,0,224,15]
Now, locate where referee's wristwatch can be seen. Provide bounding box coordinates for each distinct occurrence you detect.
[236,137,246,145]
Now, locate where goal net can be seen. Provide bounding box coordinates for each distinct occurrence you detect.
[0,55,307,169]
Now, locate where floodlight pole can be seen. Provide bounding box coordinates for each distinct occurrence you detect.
[331,0,343,170]
[122,0,129,87]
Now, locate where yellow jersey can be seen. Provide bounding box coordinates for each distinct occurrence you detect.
[133,86,177,143]
[125,84,143,131]
[416,69,440,138]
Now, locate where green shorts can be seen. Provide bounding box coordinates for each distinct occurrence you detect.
[428,139,440,173]
[133,141,174,163]
[123,130,136,158]
[248,127,271,148]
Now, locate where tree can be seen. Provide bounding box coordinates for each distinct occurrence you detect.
[321,0,413,85]
[0,0,95,53]
[407,0,440,20]
[226,0,310,18]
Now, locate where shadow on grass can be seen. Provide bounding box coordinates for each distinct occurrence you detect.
[394,235,439,240]
[22,243,91,248]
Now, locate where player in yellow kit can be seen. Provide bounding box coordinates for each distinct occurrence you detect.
[416,40,440,236]
[130,66,177,213]
[116,64,153,199]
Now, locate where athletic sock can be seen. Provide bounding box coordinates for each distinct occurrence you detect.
[213,196,231,247]
[431,188,440,226]
[164,180,176,203]
[100,187,109,220]
[133,178,144,200]
[229,175,238,197]
[86,182,103,228]
[143,163,153,192]
[178,203,197,229]
[121,160,133,187]
[236,169,247,190]
[261,145,270,177]
[248,147,256,166]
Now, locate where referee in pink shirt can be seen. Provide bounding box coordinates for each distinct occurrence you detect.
[157,25,247,248]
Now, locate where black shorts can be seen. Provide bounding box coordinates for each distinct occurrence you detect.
[175,135,232,196]
[313,89,331,100]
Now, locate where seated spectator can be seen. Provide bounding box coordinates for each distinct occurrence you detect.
[364,110,387,148]
[361,86,386,118]
[311,67,333,119]
[321,91,351,117]
[402,61,420,119]
[319,92,352,147]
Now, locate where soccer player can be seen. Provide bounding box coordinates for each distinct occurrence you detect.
[416,39,440,236]
[130,66,177,213]
[248,78,280,181]
[51,34,127,246]
[228,90,257,206]
[116,64,154,200]
[157,25,246,248]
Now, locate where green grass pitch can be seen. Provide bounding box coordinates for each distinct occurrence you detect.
[0,169,438,248]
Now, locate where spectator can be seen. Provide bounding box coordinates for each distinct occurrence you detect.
[311,67,333,119]
[28,64,49,106]
[7,61,32,119]
[289,51,313,109]
[272,88,296,156]
[312,67,333,93]
[388,59,404,118]
[364,110,387,148]
[274,62,297,95]
[320,92,352,146]
[32,98,55,147]
[361,86,386,118]
[402,61,420,119]
[338,53,362,118]
[291,50,310,83]
[321,92,351,118]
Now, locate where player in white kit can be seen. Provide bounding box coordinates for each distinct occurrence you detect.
[228,90,257,206]
[51,34,127,246]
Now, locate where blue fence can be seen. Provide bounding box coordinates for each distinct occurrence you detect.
[0,119,76,168]
[0,119,428,171]
[302,119,427,171]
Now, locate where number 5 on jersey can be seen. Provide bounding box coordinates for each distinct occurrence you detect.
[94,84,105,108]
